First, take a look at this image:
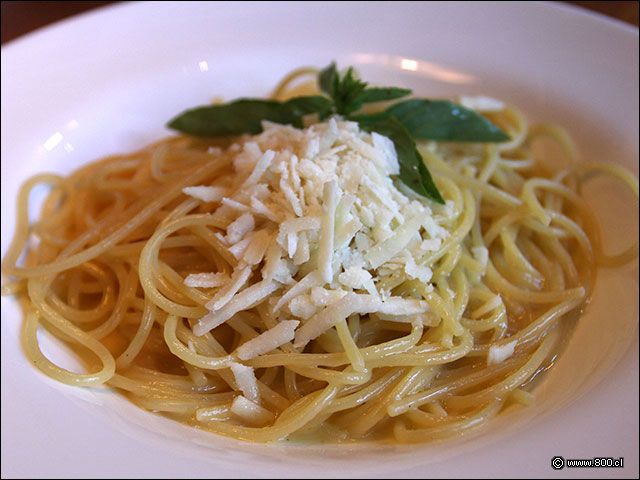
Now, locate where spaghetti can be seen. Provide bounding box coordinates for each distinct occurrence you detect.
[2,68,638,444]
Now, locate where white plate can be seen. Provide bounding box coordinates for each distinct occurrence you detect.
[1,2,638,478]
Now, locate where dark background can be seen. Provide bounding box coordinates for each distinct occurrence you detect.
[1,1,638,45]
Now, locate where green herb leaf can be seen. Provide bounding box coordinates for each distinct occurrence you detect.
[318,63,412,116]
[167,99,300,136]
[354,87,412,105]
[167,97,334,137]
[318,62,338,98]
[332,67,368,115]
[387,99,510,142]
[343,87,413,116]
[318,62,368,115]
[352,112,445,204]
[284,95,334,120]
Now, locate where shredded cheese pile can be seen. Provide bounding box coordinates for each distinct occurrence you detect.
[183,119,453,411]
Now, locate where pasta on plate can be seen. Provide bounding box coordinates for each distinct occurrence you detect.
[2,65,638,443]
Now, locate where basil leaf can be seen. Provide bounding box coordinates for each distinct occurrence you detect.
[387,99,510,142]
[343,87,413,116]
[333,67,368,115]
[352,112,444,204]
[318,62,338,99]
[284,95,334,120]
[354,87,412,105]
[318,63,411,115]
[168,97,335,137]
[318,62,369,115]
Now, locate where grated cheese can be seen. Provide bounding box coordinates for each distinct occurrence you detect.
[404,255,433,283]
[419,238,442,253]
[235,320,299,360]
[221,197,250,212]
[231,395,275,426]
[195,280,280,335]
[472,245,489,272]
[293,231,310,265]
[273,271,322,312]
[293,292,429,348]
[338,266,373,290]
[287,294,318,319]
[487,340,517,365]
[184,272,229,288]
[183,186,232,203]
[243,230,272,265]
[241,150,275,187]
[310,287,348,306]
[226,213,255,244]
[184,120,450,348]
[365,215,424,269]
[228,362,260,404]
[205,265,252,311]
[317,181,339,283]
[228,236,252,259]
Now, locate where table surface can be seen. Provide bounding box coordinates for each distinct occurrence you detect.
[1,1,638,45]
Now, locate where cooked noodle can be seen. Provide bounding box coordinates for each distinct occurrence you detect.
[2,69,638,443]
